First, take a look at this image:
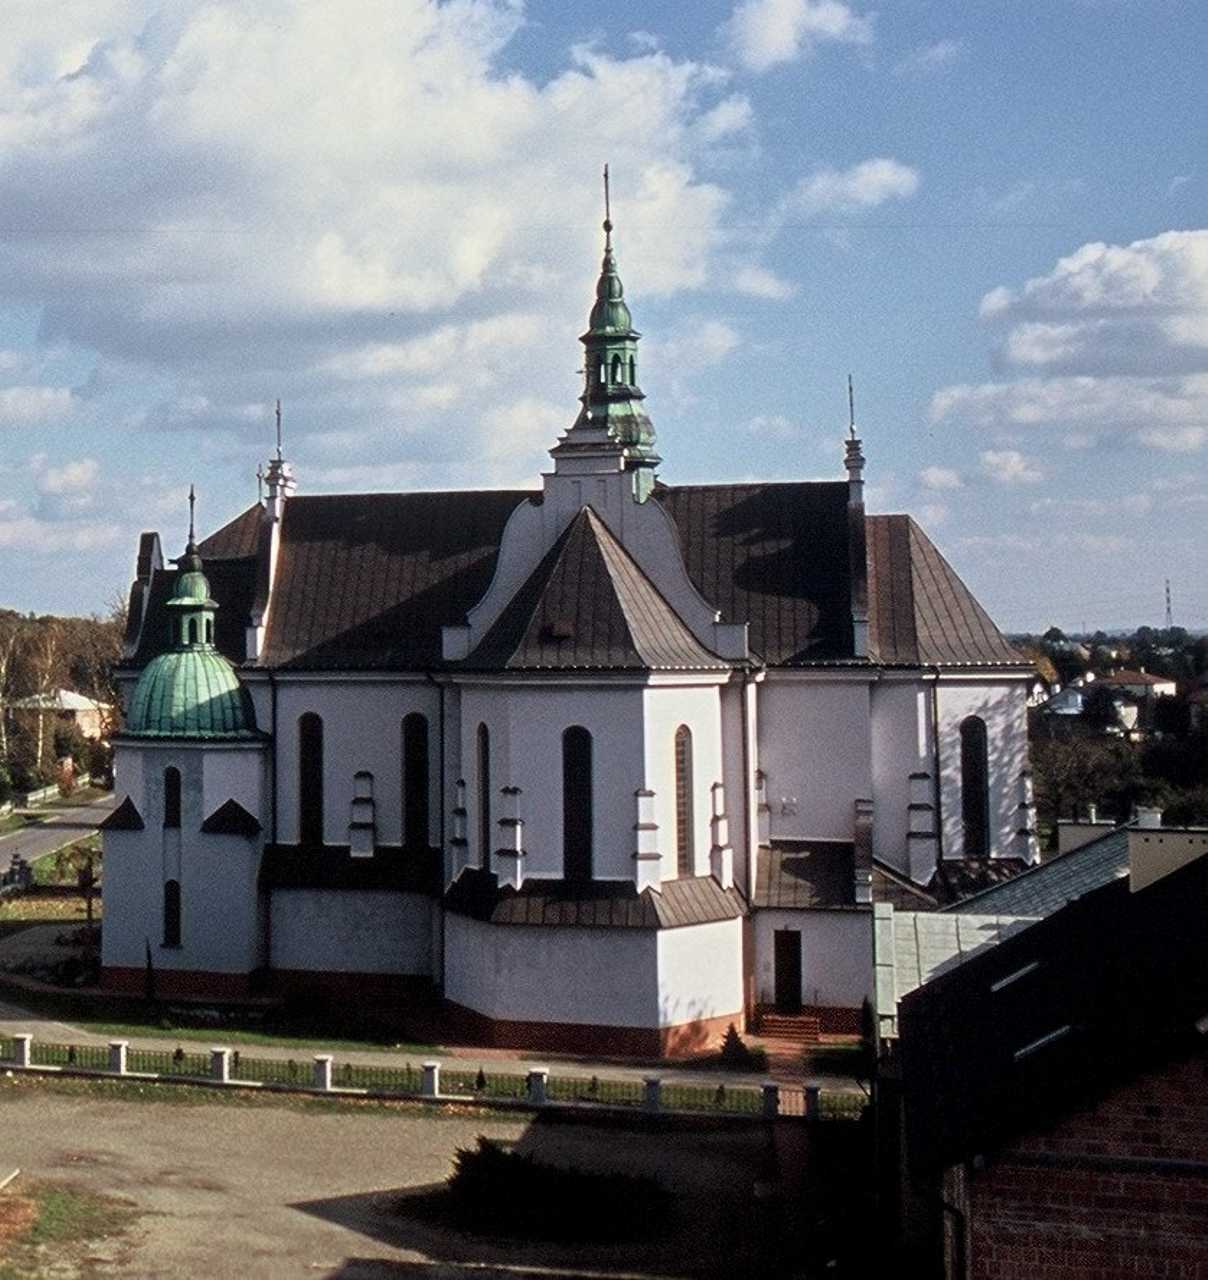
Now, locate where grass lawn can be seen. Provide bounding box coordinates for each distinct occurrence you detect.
[73,1015,437,1055]
[0,892,97,925]
[0,1176,139,1280]
[0,813,45,837]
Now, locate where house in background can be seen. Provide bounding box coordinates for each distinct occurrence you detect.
[5,689,113,741]
[101,201,1039,1055]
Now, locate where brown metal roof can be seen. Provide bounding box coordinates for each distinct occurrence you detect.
[752,841,859,910]
[445,866,744,928]
[468,507,727,672]
[867,515,1024,666]
[128,484,1022,674]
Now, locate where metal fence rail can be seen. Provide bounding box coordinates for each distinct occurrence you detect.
[0,1032,865,1122]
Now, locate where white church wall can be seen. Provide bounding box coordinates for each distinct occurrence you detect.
[642,682,725,880]
[459,682,646,881]
[200,745,267,828]
[100,827,161,971]
[870,678,932,876]
[174,832,263,973]
[752,910,873,1009]
[758,676,873,841]
[111,745,144,818]
[270,889,432,975]
[656,918,744,1028]
[275,678,440,846]
[935,677,1031,861]
[443,914,659,1027]
[719,679,753,895]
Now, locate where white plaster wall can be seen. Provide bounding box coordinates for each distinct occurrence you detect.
[270,890,432,975]
[201,745,268,829]
[753,910,873,1008]
[444,914,659,1026]
[870,679,931,875]
[111,745,144,817]
[656,918,744,1027]
[275,679,440,846]
[719,679,752,896]
[935,677,1031,861]
[459,682,646,880]
[757,677,873,840]
[642,683,725,881]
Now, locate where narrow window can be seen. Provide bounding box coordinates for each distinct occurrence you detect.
[299,712,324,845]
[187,618,198,644]
[163,879,181,947]
[205,618,214,644]
[610,354,622,384]
[628,355,636,384]
[961,716,990,858]
[163,767,181,829]
[675,726,694,877]
[477,723,491,869]
[562,726,593,883]
[403,712,430,849]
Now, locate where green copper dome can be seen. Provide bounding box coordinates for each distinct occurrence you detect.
[125,533,257,739]
[587,227,635,335]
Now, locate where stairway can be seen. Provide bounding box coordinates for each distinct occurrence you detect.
[753,1007,821,1046]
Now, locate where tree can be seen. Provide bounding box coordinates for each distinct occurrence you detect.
[0,611,25,761]
[24,617,64,776]
[1043,626,1067,644]
[52,837,101,931]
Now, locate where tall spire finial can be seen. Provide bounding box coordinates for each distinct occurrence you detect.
[187,483,196,547]
[256,463,264,504]
[275,398,283,460]
[847,373,856,440]
[603,163,612,249]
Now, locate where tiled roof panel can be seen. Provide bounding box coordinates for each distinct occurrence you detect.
[947,830,1130,918]
[199,505,263,560]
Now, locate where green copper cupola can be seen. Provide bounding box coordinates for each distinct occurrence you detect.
[553,168,659,501]
[125,489,257,739]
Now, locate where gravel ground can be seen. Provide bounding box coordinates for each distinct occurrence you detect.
[0,1080,777,1278]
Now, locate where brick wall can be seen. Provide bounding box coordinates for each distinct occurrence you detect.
[962,1049,1208,1279]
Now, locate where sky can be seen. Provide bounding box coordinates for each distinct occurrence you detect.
[0,0,1204,632]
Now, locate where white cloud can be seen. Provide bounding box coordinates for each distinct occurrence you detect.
[650,319,742,372]
[917,502,949,526]
[726,0,872,73]
[894,39,963,77]
[734,265,796,300]
[697,94,753,141]
[0,510,121,551]
[0,385,75,426]
[784,158,920,216]
[35,456,100,494]
[747,414,801,439]
[980,449,1043,485]
[918,465,962,491]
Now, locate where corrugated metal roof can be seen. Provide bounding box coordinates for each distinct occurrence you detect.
[752,842,857,909]
[890,911,1035,1002]
[445,867,743,929]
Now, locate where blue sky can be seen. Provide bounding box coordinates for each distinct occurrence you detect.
[0,0,1204,631]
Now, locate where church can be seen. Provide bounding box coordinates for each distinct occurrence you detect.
[101,200,1038,1056]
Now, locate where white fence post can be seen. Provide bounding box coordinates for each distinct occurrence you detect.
[527,1067,549,1106]
[108,1041,128,1075]
[421,1061,441,1098]
[762,1082,780,1119]
[643,1076,661,1113]
[313,1055,333,1091]
[210,1048,230,1083]
[13,1034,31,1068]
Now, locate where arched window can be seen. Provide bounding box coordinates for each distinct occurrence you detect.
[299,713,324,845]
[163,879,181,947]
[674,726,694,877]
[163,767,181,829]
[205,618,214,644]
[960,716,990,858]
[187,618,198,645]
[403,713,430,849]
[628,355,636,384]
[477,723,491,869]
[610,354,622,384]
[562,726,593,883]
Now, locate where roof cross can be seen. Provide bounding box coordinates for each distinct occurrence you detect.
[603,164,612,248]
[187,483,196,545]
[847,374,857,440]
[275,398,283,461]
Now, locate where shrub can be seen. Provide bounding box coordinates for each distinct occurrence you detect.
[717,1022,767,1072]
[446,1137,671,1241]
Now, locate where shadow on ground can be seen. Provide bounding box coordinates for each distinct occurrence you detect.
[294,1116,802,1278]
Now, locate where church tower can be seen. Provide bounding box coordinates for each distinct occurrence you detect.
[551,167,660,501]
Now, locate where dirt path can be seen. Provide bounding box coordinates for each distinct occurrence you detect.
[0,1079,775,1278]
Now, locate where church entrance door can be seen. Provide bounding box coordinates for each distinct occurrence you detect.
[773,929,802,1012]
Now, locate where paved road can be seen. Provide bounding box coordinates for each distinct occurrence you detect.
[0,790,114,874]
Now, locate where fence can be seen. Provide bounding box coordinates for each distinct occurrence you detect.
[0,1032,864,1123]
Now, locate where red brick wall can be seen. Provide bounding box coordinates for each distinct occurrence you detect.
[965,1050,1208,1279]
